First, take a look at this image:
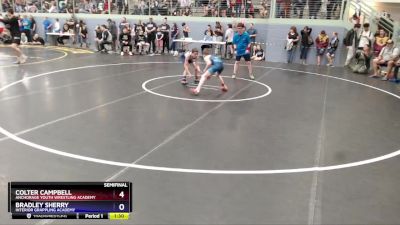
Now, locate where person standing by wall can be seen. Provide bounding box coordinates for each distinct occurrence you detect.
[246,22,257,51]
[160,17,170,55]
[286,26,299,63]
[299,26,312,65]
[343,23,361,66]
[42,17,52,43]
[21,15,32,42]
[145,17,157,55]
[107,18,118,52]
[315,30,329,66]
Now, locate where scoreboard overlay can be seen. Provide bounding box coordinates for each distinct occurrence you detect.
[8,182,132,220]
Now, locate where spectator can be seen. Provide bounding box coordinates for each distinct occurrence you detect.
[370,39,399,78]
[214,22,224,55]
[259,0,269,18]
[53,18,60,32]
[42,17,52,43]
[21,15,32,42]
[235,0,242,17]
[136,30,149,54]
[94,25,102,51]
[48,0,57,13]
[349,44,372,74]
[135,19,145,34]
[57,24,70,45]
[107,18,117,51]
[275,0,283,18]
[29,15,36,37]
[315,30,329,66]
[201,30,213,54]
[155,27,163,54]
[247,22,257,43]
[244,0,253,18]
[326,32,339,67]
[219,0,228,17]
[31,33,45,45]
[66,16,77,44]
[2,0,12,12]
[119,27,133,55]
[21,32,28,44]
[99,24,112,53]
[308,0,321,19]
[145,17,157,55]
[117,0,129,14]
[251,44,265,61]
[300,26,312,65]
[282,0,290,18]
[286,26,299,63]
[292,0,305,19]
[204,24,214,36]
[384,58,400,81]
[182,7,192,16]
[79,23,88,48]
[224,23,234,59]
[357,23,374,50]
[344,23,361,66]
[26,2,38,13]
[327,0,340,19]
[159,17,170,54]
[119,17,130,34]
[170,22,179,56]
[373,29,388,57]
[182,22,190,51]
[200,0,208,16]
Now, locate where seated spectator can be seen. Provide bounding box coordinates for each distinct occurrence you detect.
[385,58,400,81]
[259,0,270,18]
[373,28,388,57]
[315,30,329,66]
[382,58,400,81]
[21,33,29,45]
[31,34,45,45]
[57,24,70,45]
[349,44,372,74]
[201,30,213,54]
[119,27,133,55]
[251,44,265,61]
[370,39,399,78]
[98,24,112,53]
[182,7,192,16]
[136,30,149,54]
[326,32,339,67]
[48,0,57,13]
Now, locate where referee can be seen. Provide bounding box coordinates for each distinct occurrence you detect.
[232,22,254,80]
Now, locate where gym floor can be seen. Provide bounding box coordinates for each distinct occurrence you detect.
[1,46,400,225]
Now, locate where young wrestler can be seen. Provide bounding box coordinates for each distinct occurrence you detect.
[180,48,201,85]
[190,48,228,95]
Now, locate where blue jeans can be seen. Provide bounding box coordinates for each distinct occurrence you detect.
[299,45,309,60]
[170,35,178,51]
[235,4,242,17]
[44,29,50,43]
[287,46,297,63]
